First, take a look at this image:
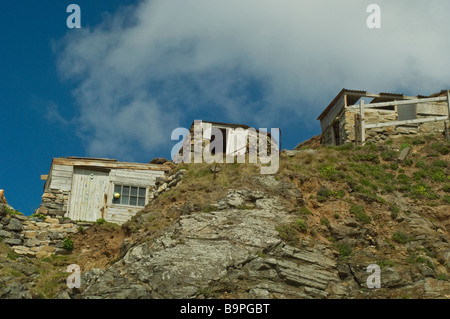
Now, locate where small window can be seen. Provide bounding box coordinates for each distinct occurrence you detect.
[113,185,147,207]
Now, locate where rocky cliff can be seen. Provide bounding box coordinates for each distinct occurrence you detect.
[1,133,449,299]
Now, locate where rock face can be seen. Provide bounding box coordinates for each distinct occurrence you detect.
[72,189,350,299]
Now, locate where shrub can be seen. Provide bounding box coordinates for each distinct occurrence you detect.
[353,153,380,164]
[334,190,346,199]
[320,217,330,227]
[431,143,449,155]
[317,187,332,202]
[444,185,450,193]
[397,174,411,185]
[349,204,371,224]
[276,225,300,246]
[390,162,399,170]
[432,171,447,182]
[337,243,352,258]
[389,205,400,219]
[403,158,413,167]
[333,213,340,219]
[432,160,447,168]
[95,218,106,225]
[319,165,338,180]
[415,160,427,169]
[294,219,307,232]
[411,183,438,199]
[411,138,425,145]
[443,195,450,204]
[392,231,408,244]
[299,206,313,215]
[62,238,74,251]
[381,150,398,161]
[413,170,427,181]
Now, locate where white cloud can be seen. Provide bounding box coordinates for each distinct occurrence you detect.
[55,0,450,159]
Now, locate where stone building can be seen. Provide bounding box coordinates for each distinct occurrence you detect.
[173,120,280,163]
[317,89,450,145]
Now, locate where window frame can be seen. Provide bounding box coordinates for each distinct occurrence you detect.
[112,184,147,207]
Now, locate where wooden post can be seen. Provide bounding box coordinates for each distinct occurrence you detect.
[447,90,450,120]
[359,99,365,144]
[445,121,450,141]
[444,91,450,140]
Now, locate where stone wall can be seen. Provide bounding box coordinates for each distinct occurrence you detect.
[148,169,186,201]
[323,107,449,146]
[0,203,82,259]
[37,189,69,218]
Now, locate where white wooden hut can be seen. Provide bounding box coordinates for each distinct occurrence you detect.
[40,157,170,224]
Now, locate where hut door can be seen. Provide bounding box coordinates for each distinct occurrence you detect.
[68,168,110,222]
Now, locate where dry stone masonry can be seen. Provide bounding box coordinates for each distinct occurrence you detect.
[0,203,81,258]
[148,169,186,201]
[37,189,70,218]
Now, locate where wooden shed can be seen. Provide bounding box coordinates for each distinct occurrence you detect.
[39,157,170,225]
[318,89,450,146]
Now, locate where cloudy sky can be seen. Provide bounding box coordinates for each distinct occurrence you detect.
[1,0,450,214]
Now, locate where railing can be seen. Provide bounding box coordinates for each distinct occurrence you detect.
[353,90,450,145]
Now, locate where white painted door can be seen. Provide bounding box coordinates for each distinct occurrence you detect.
[226,128,248,155]
[68,168,110,222]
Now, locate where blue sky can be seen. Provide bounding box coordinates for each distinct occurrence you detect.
[1,0,450,215]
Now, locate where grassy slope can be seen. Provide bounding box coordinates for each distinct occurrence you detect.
[1,133,449,298]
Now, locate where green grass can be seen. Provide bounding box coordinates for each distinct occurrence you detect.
[319,165,339,180]
[299,206,313,216]
[377,260,395,269]
[436,273,449,281]
[4,205,23,216]
[294,219,307,232]
[275,225,300,246]
[320,217,330,227]
[400,143,412,151]
[392,231,409,244]
[95,218,106,225]
[349,204,371,224]
[431,142,449,155]
[406,254,435,269]
[336,243,352,258]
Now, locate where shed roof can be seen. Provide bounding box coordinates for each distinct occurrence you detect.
[317,88,424,121]
[52,157,171,171]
